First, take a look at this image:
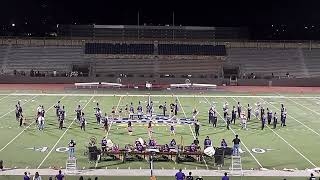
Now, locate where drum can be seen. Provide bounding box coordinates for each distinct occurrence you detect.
[204,146,215,157]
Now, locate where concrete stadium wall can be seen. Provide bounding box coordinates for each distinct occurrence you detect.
[0,76,319,87]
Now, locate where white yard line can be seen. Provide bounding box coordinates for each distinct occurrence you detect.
[259,97,320,137]
[230,97,317,168]
[176,96,208,170]
[0,96,66,152]
[0,93,13,102]
[1,93,320,99]
[285,97,320,116]
[37,96,94,169]
[204,97,264,169]
[0,95,39,119]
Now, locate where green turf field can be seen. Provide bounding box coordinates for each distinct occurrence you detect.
[0,90,319,171]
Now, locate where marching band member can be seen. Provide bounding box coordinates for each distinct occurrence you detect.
[237,102,242,118]
[231,106,237,124]
[221,139,228,149]
[80,112,86,131]
[75,105,82,122]
[247,104,252,121]
[54,101,61,117]
[38,114,45,131]
[129,102,134,120]
[170,122,175,136]
[273,112,278,129]
[137,101,143,120]
[103,113,109,133]
[147,121,153,137]
[281,104,287,127]
[95,108,102,124]
[241,112,247,130]
[128,121,133,135]
[223,102,228,119]
[58,106,65,130]
[267,108,273,125]
[204,136,212,149]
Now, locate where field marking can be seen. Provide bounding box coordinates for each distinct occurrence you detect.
[37,96,94,169]
[0,95,39,120]
[0,96,66,152]
[0,93,13,102]
[2,93,320,99]
[204,97,264,169]
[176,96,208,170]
[285,97,320,117]
[230,97,317,168]
[259,97,320,137]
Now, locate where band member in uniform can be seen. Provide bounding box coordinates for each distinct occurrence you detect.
[241,112,247,130]
[267,108,272,125]
[137,101,143,120]
[103,113,109,133]
[128,121,133,135]
[223,102,228,119]
[174,100,179,116]
[59,106,65,130]
[54,101,61,117]
[273,112,278,129]
[148,121,153,137]
[125,104,129,116]
[204,136,212,149]
[129,103,134,120]
[281,104,287,127]
[111,106,116,119]
[75,105,82,122]
[213,108,218,127]
[170,103,175,118]
[38,114,45,131]
[101,137,107,152]
[95,108,102,124]
[226,113,231,130]
[162,102,167,116]
[192,107,199,119]
[15,105,20,121]
[170,122,175,136]
[17,101,23,119]
[231,106,237,124]
[237,102,241,118]
[247,104,252,120]
[221,139,228,148]
[194,119,200,137]
[208,107,214,124]
[19,114,25,127]
[261,113,266,130]
[80,112,86,131]
[260,106,265,121]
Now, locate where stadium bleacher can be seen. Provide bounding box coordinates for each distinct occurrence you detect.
[85,43,154,54]
[158,44,226,56]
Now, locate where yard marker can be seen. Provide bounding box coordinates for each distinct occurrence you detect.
[260,97,320,137]
[204,97,264,169]
[176,96,209,170]
[231,97,317,168]
[0,96,66,152]
[37,96,94,169]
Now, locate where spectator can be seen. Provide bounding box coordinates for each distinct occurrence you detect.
[309,173,316,180]
[79,176,84,180]
[23,172,30,180]
[222,172,229,180]
[186,172,193,180]
[33,172,42,180]
[175,169,185,180]
[55,170,64,180]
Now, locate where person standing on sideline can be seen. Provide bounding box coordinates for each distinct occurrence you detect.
[24,172,30,180]
[33,172,42,180]
[175,169,185,180]
[55,170,64,180]
[222,172,230,180]
[186,172,194,180]
[232,135,241,156]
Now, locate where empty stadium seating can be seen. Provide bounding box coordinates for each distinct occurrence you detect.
[85,43,154,54]
[158,44,226,56]
[227,48,310,78]
[3,45,84,74]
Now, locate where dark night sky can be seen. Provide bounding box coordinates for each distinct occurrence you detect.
[1,0,320,39]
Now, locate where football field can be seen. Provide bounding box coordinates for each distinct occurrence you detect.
[0,90,319,172]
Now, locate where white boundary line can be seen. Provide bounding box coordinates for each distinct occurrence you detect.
[230,97,317,168]
[37,96,94,169]
[176,96,209,170]
[259,97,320,137]
[0,95,39,120]
[204,97,264,169]
[0,96,66,152]
[1,93,320,99]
